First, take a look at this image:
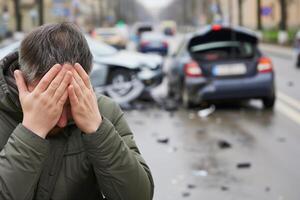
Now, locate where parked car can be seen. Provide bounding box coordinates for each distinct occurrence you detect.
[166,25,276,109]
[138,32,169,56]
[294,30,300,68]
[160,20,177,36]
[94,27,127,49]
[0,36,164,101]
[131,22,154,43]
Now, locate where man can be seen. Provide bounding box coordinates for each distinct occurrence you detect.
[0,23,154,200]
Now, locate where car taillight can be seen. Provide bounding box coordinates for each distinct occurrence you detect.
[184,61,202,77]
[258,57,273,73]
[212,24,222,31]
[162,41,168,47]
[141,41,149,47]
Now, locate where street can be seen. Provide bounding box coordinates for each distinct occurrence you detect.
[124,43,300,200]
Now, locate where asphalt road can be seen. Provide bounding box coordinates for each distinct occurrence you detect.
[125,39,300,200]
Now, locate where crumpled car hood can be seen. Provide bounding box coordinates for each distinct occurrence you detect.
[97,50,163,70]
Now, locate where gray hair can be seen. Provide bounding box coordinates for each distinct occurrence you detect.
[19,22,93,83]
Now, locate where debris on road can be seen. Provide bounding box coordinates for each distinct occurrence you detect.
[277,137,286,143]
[218,140,232,149]
[288,81,294,87]
[182,192,191,197]
[150,78,169,104]
[187,184,196,189]
[197,105,216,118]
[221,186,229,191]
[157,137,170,144]
[192,170,208,177]
[237,162,252,169]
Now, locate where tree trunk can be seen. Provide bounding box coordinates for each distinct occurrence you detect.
[279,0,287,31]
[14,0,22,31]
[38,0,44,25]
[238,0,243,26]
[257,0,262,30]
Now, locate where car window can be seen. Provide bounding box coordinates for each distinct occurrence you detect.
[142,33,164,41]
[190,41,255,61]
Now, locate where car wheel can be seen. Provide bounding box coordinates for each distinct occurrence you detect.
[262,95,276,110]
[107,69,134,97]
[181,84,194,109]
[297,57,300,68]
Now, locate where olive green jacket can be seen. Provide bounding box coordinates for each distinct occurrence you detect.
[0,52,154,200]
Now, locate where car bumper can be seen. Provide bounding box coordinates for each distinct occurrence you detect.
[138,68,163,88]
[186,73,275,103]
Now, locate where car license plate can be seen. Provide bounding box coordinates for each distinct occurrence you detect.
[213,63,247,76]
[151,42,162,48]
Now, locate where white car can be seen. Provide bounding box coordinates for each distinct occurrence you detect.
[0,36,164,103]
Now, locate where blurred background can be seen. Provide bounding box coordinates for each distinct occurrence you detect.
[1,0,300,199]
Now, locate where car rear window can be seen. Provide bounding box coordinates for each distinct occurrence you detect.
[142,33,164,41]
[190,41,255,62]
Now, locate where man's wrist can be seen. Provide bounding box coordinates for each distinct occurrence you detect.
[84,117,102,134]
[22,121,48,139]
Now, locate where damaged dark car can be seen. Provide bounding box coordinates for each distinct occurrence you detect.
[167,25,276,109]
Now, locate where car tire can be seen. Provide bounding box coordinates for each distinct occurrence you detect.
[297,57,300,68]
[107,69,134,97]
[262,95,276,110]
[296,55,300,67]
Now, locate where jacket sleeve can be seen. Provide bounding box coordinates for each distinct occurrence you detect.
[0,123,49,200]
[81,98,154,200]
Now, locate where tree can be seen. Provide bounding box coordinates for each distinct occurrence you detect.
[238,0,243,26]
[257,0,262,30]
[279,0,287,31]
[13,0,22,31]
[37,0,44,25]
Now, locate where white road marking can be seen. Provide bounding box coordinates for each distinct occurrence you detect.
[278,91,300,111]
[276,91,300,125]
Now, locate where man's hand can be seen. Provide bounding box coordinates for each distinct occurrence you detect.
[14,64,72,138]
[68,63,102,134]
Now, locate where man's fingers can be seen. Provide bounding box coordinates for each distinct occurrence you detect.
[53,71,72,101]
[71,78,83,99]
[14,70,29,96]
[58,89,68,106]
[73,69,87,92]
[74,63,92,89]
[35,64,62,93]
[44,67,69,96]
[68,85,79,106]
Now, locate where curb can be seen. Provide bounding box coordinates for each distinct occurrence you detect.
[260,43,293,59]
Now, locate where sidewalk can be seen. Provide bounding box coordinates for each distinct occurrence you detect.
[260,43,294,59]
